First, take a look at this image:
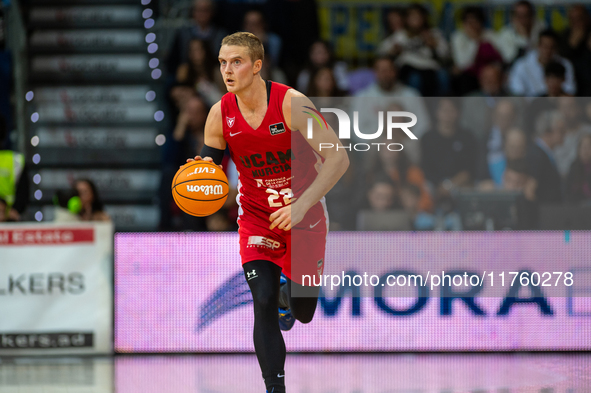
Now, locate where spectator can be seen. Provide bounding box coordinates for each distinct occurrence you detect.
[366,177,397,212]
[259,55,288,85]
[479,127,528,190]
[166,0,226,75]
[502,159,538,229]
[169,83,198,111]
[560,4,591,96]
[74,179,110,221]
[354,56,431,146]
[0,115,28,221]
[494,0,546,64]
[383,7,406,38]
[176,38,223,106]
[243,10,282,66]
[374,134,433,212]
[53,189,82,223]
[451,6,503,96]
[472,62,508,97]
[508,29,576,96]
[306,67,346,98]
[565,134,591,204]
[543,61,571,97]
[524,62,571,136]
[554,97,591,177]
[296,40,349,94]
[171,96,208,161]
[477,100,518,184]
[525,111,566,203]
[421,98,478,208]
[460,64,524,143]
[377,3,450,96]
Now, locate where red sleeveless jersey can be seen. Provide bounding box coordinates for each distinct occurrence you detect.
[220,81,322,223]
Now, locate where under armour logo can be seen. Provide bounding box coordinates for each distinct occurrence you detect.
[246,269,258,280]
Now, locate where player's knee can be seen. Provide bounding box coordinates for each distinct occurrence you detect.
[252,289,276,311]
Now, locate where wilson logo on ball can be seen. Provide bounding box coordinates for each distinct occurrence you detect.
[186,184,224,195]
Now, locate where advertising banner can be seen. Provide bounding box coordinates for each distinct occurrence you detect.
[115,232,591,352]
[0,222,113,355]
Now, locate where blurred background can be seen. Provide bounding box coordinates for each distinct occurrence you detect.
[1,0,591,232]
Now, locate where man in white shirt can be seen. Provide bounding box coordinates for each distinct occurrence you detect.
[494,0,546,64]
[354,56,431,164]
[507,29,576,96]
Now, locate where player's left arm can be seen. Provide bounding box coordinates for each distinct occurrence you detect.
[269,89,349,230]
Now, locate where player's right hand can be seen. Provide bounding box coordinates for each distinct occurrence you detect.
[183,156,222,169]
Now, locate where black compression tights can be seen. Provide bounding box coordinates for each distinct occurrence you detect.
[243,260,320,392]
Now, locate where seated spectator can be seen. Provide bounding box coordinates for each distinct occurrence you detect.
[525,111,566,203]
[566,134,591,204]
[171,96,208,161]
[354,56,431,142]
[479,127,528,190]
[176,38,223,106]
[169,83,198,112]
[477,99,518,184]
[356,177,415,231]
[306,66,347,98]
[0,116,28,222]
[470,62,508,97]
[543,61,572,98]
[502,159,538,229]
[53,189,82,223]
[383,7,406,38]
[451,6,503,96]
[74,179,110,221]
[243,10,282,67]
[377,3,450,96]
[260,53,288,85]
[524,62,571,136]
[421,98,478,209]
[494,0,546,64]
[366,177,397,212]
[560,4,591,96]
[375,135,433,212]
[296,40,349,94]
[508,29,576,96]
[460,64,524,143]
[166,0,226,75]
[554,97,591,177]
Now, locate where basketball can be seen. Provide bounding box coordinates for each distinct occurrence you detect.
[171,160,229,217]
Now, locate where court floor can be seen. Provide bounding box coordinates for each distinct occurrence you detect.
[0,353,589,393]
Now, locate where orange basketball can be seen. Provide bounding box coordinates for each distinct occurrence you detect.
[171,160,229,217]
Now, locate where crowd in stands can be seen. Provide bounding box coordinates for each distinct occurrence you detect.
[155,1,590,232]
[156,0,591,231]
[2,0,590,230]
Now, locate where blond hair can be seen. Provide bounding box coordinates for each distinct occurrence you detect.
[221,32,264,62]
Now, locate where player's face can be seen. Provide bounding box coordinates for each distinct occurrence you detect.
[219,45,260,93]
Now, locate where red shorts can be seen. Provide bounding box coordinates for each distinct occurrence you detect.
[238,199,328,285]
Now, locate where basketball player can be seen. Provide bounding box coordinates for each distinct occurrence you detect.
[188,32,349,392]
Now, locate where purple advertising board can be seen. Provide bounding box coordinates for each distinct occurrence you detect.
[115,232,591,352]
